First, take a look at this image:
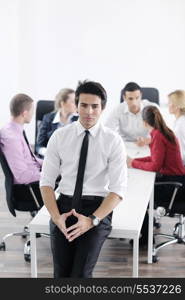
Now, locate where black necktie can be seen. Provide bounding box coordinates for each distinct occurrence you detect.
[23,130,36,159]
[72,130,89,211]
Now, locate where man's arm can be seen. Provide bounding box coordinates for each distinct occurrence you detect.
[92,192,121,219]
[39,130,76,238]
[66,192,121,242]
[40,186,73,238]
[135,136,151,147]
[40,186,60,223]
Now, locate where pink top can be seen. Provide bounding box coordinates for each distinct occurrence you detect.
[0,121,42,184]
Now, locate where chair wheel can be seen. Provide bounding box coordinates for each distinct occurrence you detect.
[173,223,180,236]
[0,242,6,251]
[152,255,159,263]
[24,254,31,262]
[154,222,161,229]
[24,240,31,262]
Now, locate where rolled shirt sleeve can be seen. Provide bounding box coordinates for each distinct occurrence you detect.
[40,131,61,189]
[107,134,128,199]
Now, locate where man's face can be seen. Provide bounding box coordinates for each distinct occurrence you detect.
[124,90,142,114]
[23,103,34,123]
[77,93,103,129]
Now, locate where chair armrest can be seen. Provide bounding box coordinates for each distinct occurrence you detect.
[155,182,183,188]
[14,181,40,188]
[28,181,40,186]
[14,182,42,210]
[155,181,183,214]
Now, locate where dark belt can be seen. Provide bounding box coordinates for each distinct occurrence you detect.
[60,193,104,201]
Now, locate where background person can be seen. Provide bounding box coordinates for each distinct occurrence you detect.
[168,90,185,165]
[0,93,42,184]
[127,105,185,244]
[105,82,159,146]
[36,88,78,156]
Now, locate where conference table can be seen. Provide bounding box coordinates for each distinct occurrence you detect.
[29,142,156,278]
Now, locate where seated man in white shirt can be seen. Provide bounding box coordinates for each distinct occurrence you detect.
[105,82,159,146]
[40,80,127,278]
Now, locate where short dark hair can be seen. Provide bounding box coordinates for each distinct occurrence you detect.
[123,82,142,95]
[120,82,142,102]
[10,93,34,117]
[75,80,107,109]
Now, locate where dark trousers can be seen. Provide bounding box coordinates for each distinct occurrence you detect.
[50,194,112,278]
[141,174,185,240]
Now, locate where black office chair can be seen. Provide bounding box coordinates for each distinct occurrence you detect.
[152,176,185,262]
[120,87,160,105]
[0,147,44,262]
[34,100,54,155]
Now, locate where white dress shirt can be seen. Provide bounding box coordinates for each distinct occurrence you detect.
[40,120,127,199]
[104,100,159,142]
[174,115,185,165]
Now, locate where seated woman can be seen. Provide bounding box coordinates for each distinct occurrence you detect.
[127,105,185,245]
[36,88,78,156]
[168,90,185,165]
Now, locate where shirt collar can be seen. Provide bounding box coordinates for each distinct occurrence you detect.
[52,111,78,124]
[9,121,24,133]
[52,111,60,124]
[75,120,101,137]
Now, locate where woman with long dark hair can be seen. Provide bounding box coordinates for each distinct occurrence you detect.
[127,105,185,245]
[127,105,185,174]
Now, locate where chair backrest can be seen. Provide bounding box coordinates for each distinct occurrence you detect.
[141,87,159,104]
[0,147,43,216]
[155,175,185,215]
[0,147,16,216]
[120,87,160,105]
[34,100,54,153]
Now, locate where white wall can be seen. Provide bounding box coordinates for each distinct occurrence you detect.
[1,0,185,143]
[0,0,20,126]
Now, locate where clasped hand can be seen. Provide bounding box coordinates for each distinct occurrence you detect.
[55,209,93,242]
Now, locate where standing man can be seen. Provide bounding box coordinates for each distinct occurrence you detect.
[0,93,42,184]
[105,82,159,146]
[40,80,127,278]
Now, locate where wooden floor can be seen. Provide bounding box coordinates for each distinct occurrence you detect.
[0,167,185,278]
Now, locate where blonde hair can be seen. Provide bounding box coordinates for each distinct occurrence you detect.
[168,90,185,115]
[54,88,75,111]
